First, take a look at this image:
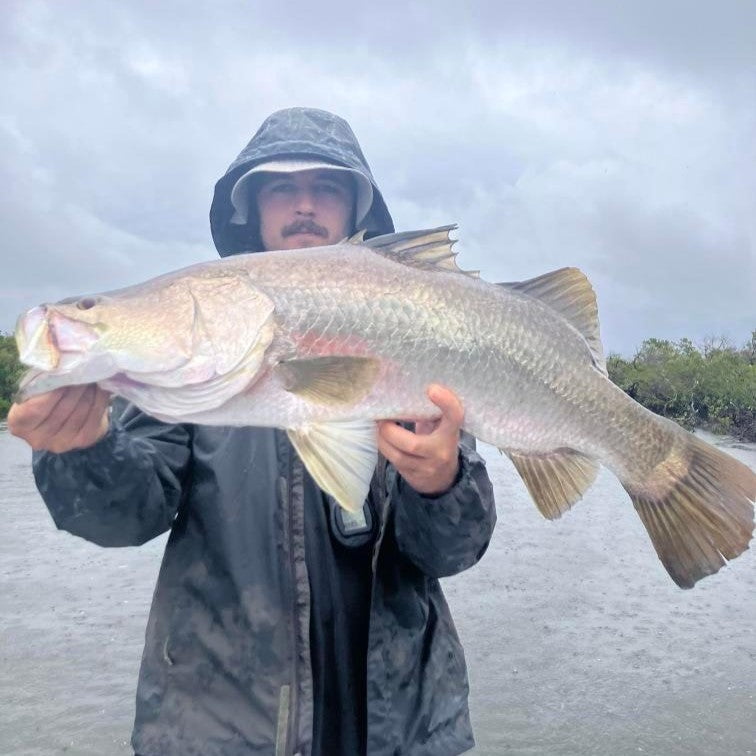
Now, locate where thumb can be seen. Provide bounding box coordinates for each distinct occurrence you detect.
[427,384,464,431]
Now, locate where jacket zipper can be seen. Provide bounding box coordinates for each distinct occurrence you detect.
[284,440,300,756]
[371,458,395,575]
[366,458,396,754]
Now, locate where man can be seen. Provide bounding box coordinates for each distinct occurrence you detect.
[9,107,496,756]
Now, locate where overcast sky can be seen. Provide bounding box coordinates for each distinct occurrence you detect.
[2,0,754,355]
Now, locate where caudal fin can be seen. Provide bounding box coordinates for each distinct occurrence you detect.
[624,432,755,588]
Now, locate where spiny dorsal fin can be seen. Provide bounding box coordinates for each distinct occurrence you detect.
[362,225,479,278]
[346,229,367,244]
[500,268,606,375]
[505,447,600,519]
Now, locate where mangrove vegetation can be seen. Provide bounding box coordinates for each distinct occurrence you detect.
[0,333,24,419]
[607,333,755,442]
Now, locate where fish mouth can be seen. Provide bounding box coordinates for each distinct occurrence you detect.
[16,306,99,371]
[16,306,58,370]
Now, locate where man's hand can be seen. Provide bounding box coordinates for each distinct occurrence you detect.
[377,384,463,495]
[8,385,111,454]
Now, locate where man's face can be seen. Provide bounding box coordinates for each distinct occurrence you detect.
[256,169,355,251]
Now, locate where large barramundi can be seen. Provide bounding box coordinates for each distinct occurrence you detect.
[15,227,755,587]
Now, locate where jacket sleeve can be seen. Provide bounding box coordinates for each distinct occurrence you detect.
[32,402,192,548]
[391,434,497,578]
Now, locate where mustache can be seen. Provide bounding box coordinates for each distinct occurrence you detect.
[282,219,329,238]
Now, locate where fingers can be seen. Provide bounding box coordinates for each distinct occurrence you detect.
[7,387,69,436]
[376,385,463,495]
[378,423,423,474]
[377,420,425,457]
[377,417,459,495]
[414,418,440,435]
[377,385,464,454]
[377,424,456,471]
[68,386,111,451]
[49,385,111,453]
[8,384,110,453]
[377,428,425,486]
[40,385,92,440]
[378,425,459,494]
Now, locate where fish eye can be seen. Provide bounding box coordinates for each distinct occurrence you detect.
[76,296,99,310]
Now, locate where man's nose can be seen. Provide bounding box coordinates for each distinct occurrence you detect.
[294,189,316,215]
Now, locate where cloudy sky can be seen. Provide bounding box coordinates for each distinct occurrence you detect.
[2,0,754,355]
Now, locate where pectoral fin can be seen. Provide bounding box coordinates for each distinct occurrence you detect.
[506,447,599,519]
[288,420,378,512]
[275,356,380,406]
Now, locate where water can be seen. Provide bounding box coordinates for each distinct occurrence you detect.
[1,425,754,755]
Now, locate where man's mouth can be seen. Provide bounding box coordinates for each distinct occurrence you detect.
[282,220,328,238]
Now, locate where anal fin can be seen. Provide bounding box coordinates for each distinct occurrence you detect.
[506,448,599,519]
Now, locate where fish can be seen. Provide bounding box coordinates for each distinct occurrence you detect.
[15,226,755,588]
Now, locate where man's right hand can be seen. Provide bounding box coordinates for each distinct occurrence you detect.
[8,385,111,454]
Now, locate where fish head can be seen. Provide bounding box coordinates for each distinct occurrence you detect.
[15,268,276,400]
[17,277,197,376]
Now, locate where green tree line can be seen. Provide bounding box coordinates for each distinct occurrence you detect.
[2,330,755,440]
[607,332,756,442]
[0,332,24,419]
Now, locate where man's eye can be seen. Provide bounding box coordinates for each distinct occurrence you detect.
[269,183,295,194]
[315,182,344,195]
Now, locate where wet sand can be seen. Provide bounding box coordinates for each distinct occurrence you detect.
[1,425,754,755]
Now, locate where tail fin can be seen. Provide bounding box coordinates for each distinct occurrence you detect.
[624,432,755,588]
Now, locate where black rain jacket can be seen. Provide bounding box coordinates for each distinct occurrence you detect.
[32,107,497,756]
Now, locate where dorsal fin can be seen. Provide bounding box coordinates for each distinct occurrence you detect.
[361,225,479,278]
[346,229,367,244]
[500,268,606,375]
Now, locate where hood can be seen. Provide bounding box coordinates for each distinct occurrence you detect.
[210,107,395,257]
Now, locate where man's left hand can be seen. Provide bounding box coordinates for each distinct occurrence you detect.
[377,384,463,495]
